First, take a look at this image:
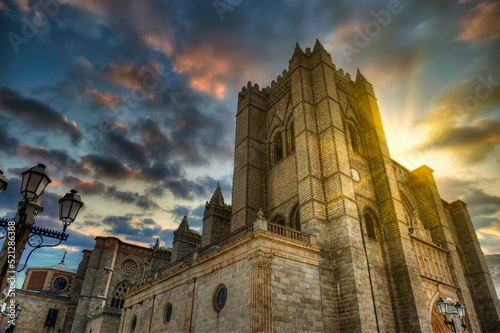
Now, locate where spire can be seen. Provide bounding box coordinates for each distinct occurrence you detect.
[59,251,67,265]
[174,213,190,235]
[293,42,304,56]
[154,238,160,250]
[209,181,225,207]
[313,38,326,52]
[356,68,367,83]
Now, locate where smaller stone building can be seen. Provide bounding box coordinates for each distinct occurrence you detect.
[12,252,77,332]
[71,236,171,333]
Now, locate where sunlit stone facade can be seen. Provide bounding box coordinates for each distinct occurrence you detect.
[113,40,500,332]
[16,40,500,333]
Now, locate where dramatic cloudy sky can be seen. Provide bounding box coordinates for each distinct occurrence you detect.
[1,0,499,283]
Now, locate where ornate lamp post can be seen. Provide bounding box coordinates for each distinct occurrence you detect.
[436,297,467,333]
[0,165,84,300]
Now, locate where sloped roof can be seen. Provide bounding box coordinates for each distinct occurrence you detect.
[35,263,75,273]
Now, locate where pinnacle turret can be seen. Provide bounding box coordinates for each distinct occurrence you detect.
[154,238,160,250]
[293,42,304,56]
[313,38,326,52]
[174,213,189,235]
[209,181,225,207]
[356,68,367,83]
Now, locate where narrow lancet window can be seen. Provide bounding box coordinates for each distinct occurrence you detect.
[349,123,359,153]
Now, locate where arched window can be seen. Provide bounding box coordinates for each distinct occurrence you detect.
[291,205,301,231]
[401,194,414,226]
[348,123,359,153]
[131,315,137,332]
[403,206,411,225]
[273,131,283,163]
[288,121,295,153]
[364,212,376,239]
[273,215,285,226]
[110,281,129,309]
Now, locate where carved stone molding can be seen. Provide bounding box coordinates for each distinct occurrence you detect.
[248,250,275,268]
[250,250,273,333]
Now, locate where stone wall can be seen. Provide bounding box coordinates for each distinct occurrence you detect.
[119,220,320,333]
[12,289,74,333]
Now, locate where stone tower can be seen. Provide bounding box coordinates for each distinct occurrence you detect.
[231,39,500,332]
[201,182,231,247]
[71,237,155,333]
[171,214,201,262]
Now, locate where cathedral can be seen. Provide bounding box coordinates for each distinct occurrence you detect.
[12,40,500,332]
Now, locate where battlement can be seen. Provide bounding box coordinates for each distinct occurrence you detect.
[335,67,355,83]
[239,80,267,97]
[238,40,363,101]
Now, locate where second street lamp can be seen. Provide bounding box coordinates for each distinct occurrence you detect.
[59,190,84,231]
[436,297,467,333]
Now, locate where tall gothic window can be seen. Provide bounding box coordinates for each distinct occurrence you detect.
[274,131,283,163]
[289,121,295,152]
[273,215,285,226]
[348,123,359,153]
[110,281,129,309]
[364,212,376,239]
[403,207,411,225]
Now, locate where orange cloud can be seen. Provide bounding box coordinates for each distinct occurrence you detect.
[51,179,62,187]
[143,33,174,57]
[103,62,163,98]
[12,0,29,11]
[104,62,149,89]
[67,0,177,59]
[63,176,106,195]
[173,46,230,98]
[88,89,123,108]
[458,0,500,43]
[172,42,265,98]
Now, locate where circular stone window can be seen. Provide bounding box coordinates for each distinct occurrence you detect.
[121,260,137,275]
[163,302,172,324]
[53,276,68,291]
[213,284,227,312]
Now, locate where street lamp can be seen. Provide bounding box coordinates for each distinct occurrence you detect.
[20,164,51,200]
[0,164,84,290]
[0,171,7,194]
[455,302,466,319]
[59,190,84,231]
[436,297,467,333]
[15,189,84,272]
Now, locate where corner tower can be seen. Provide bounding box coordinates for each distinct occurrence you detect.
[171,214,201,262]
[201,182,231,247]
[230,39,500,332]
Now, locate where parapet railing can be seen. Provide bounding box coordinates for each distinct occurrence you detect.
[140,217,315,287]
[198,223,254,258]
[266,221,312,244]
